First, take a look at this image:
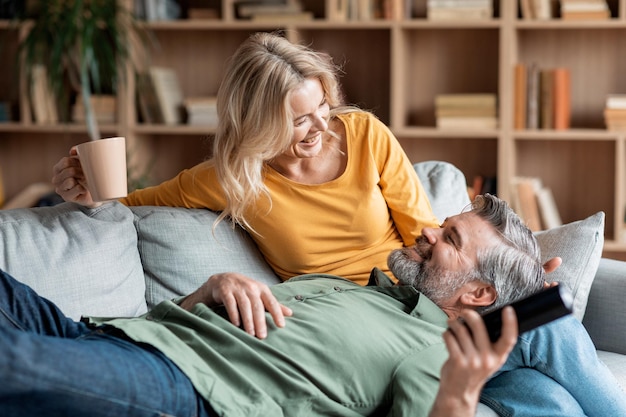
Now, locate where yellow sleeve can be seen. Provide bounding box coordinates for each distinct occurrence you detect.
[119,161,227,211]
[367,115,440,245]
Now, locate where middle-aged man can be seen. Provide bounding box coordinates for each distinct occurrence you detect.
[1,194,625,417]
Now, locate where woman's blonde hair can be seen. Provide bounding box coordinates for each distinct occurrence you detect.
[211,32,348,231]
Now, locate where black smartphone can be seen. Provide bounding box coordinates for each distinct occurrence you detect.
[465,285,574,342]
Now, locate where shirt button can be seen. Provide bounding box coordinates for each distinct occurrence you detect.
[334,286,342,292]
[146,315,154,321]
[295,295,304,301]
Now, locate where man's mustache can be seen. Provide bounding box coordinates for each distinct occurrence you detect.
[413,235,432,260]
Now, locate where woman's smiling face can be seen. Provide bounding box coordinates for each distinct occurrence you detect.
[282,77,330,160]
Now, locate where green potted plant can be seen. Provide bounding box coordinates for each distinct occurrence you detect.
[18,0,146,141]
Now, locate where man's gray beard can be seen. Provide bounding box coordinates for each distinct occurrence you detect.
[388,248,464,306]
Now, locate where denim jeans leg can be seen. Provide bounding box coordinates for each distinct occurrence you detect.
[482,315,626,417]
[0,328,213,417]
[481,367,585,417]
[0,269,88,337]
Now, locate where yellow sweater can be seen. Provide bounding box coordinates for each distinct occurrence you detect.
[121,112,439,285]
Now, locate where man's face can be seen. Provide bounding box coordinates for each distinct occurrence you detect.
[388,212,501,305]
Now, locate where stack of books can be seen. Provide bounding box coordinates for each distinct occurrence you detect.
[235,0,313,21]
[72,95,116,124]
[604,95,626,131]
[560,0,610,20]
[514,63,571,130]
[427,0,492,20]
[184,97,218,127]
[435,94,497,129]
[327,0,408,21]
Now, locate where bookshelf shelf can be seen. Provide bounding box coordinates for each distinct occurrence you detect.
[2,0,626,259]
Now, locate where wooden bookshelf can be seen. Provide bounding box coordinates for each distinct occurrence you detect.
[2,0,626,259]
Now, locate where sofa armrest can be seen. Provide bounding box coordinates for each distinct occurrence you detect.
[582,258,626,354]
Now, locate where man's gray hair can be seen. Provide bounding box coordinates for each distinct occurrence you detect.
[471,194,545,313]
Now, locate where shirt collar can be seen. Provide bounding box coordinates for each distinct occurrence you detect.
[367,268,449,326]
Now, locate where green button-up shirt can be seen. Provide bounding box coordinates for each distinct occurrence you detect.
[97,270,449,417]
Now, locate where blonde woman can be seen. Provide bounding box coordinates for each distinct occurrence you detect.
[53,32,439,335]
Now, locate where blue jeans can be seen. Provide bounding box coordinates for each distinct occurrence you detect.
[481,315,626,417]
[0,269,213,417]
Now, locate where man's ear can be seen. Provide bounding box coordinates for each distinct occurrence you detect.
[459,282,497,308]
[543,257,562,274]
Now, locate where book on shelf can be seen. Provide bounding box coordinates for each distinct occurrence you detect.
[251,11,314,21]
[469,174,497,201]
[71,95,116,124]
[183,96,218,127]
[136,72,163,124]
[526,63,540,130]
[147,66,184,125]
[535,186,563,229]
[426,0,492,20]
[604,95,626,131]
[436,117,497,129]
[327,0,349,20]
[553,67,571,130]
[510,176,562,231]
[560,0,610,20]
[381,0,408,20]
[135,0,181,21]
[606,94,626,110]
[235,0,304,19]
[434,93,496,108]
[512,177,543,232]
[539,69,555,129]
[514,63,527,130]
[435,93,498,130]
[515,63,571,131]
[30,64,58,124]
[326,0,407,21]
[520,0,553,20]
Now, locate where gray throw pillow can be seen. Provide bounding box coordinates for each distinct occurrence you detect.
[131,206,281,309]
[0,202,147,320]
[534,211,605,321]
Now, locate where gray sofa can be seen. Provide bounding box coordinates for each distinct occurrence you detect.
[0,161,624,416]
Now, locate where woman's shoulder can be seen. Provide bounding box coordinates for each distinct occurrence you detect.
[335,108,378,123]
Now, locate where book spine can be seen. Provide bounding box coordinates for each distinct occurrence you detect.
[514,63,527,130]
[553,67,571,130]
